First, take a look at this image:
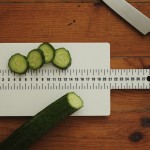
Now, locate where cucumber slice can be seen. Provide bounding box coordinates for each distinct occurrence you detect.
[8,53,28,74]
[38,42,55,63]
[52,48,72,69]
[0,92,83,150]
[27,49,44,70]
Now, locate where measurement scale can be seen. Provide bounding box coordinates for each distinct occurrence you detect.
[0,69,149,90]
[0,43,149,116]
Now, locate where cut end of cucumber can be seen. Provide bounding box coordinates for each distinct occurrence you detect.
[67,92,83,109]
[53,48,71,69]
[38,43,55,63]
[8,53,28,74]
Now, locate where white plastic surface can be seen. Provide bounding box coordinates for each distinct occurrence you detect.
[0,43,110,116]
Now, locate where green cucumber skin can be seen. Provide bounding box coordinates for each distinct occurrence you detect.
[27,49,45,70]
[0,93,82,150]
[8,53,29,75]
[38,42,55,63]
[52,48,72,70]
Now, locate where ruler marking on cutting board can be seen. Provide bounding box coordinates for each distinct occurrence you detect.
[0,68,149,90]
[0,43,149,116]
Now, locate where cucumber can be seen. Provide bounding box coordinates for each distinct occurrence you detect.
[27,49,44,70]
[38,42,55,63]
[52,48,72,69]
[8,53,28,74]
[0,92,83,150]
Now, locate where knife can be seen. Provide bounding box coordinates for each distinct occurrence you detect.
[102,0,150,35]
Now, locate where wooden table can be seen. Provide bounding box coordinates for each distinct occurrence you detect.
[0,0,150,149]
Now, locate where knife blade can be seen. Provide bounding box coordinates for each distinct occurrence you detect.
[102,0,150,35]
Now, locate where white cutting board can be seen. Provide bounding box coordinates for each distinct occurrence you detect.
[0,43,110,116]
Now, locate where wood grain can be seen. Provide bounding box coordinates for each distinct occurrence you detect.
[0,1,150,150]
[0,111,150,150]
[111,57,150,69]
[0,112,149,150]
[0,3,149,56]
[0,0,150,3]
